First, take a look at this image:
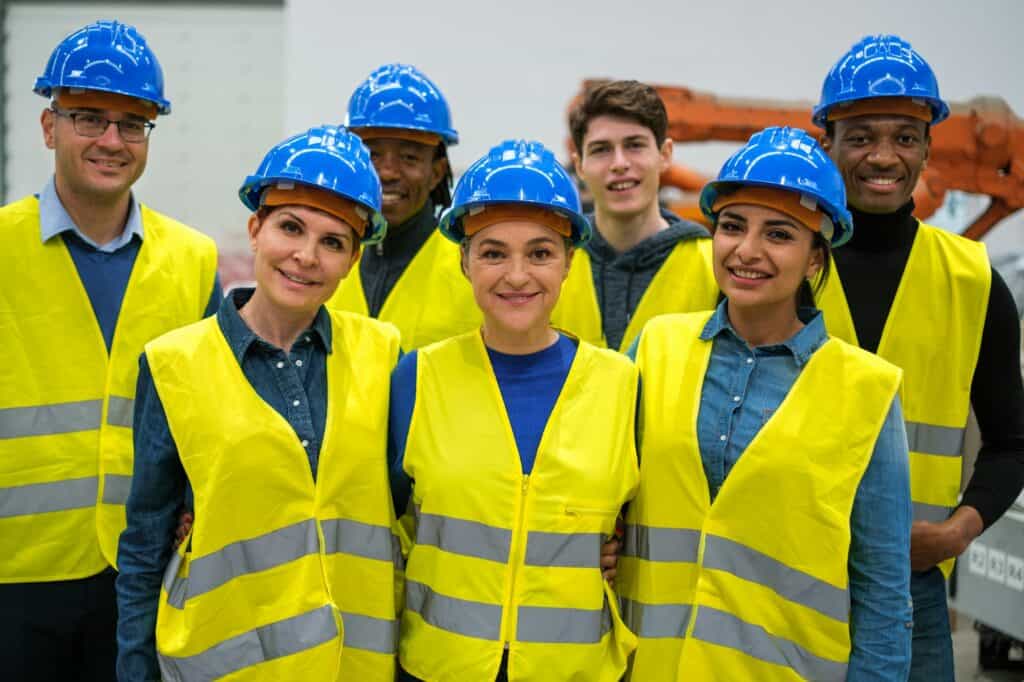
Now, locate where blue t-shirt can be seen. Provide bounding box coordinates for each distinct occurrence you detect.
[388,334,577,515]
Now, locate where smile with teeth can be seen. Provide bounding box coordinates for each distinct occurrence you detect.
[608,180,640,191]
[498,292,539,303]
[863,176,900,186]
[730,268,769,280]
[88,159,126,168]
[279,269,317,286]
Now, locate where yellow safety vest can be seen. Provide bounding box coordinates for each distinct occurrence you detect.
[149,310,400,681]
[400,331,640,681]
[620,312,902,682]
[0,195,216,582]
[549,237,718,352]
[815,222,990,576]
[327,229,482,351]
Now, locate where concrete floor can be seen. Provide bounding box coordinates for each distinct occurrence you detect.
[953,613,1024,681]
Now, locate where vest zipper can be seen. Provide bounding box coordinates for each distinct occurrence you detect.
[501,474,531,647]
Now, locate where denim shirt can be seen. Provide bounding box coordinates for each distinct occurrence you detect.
[115,289,332,681]
[698,301,912,681]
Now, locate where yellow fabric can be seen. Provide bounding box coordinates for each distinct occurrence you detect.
[327,229,481,351]
[550,238,717,352]
[400,331,640,681]
[815,223,990,576]
[0,196,216,581]
[620,312,902,681]
[149,310,400,680]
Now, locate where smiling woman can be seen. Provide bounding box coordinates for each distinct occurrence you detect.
[115,125,404,681]
[388,140,642,682]
[619,127,914,681]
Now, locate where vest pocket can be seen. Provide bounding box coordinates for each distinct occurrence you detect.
[564,502,620,518]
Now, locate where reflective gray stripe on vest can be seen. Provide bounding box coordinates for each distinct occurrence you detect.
[517,599,612,644]
[525,530,601,568]
[0,476,98,519]
[163,518,320,609]
[106,396,135,428]
[622,524,701,563]
[157,604,338,682]
[0,400,102,439]
[101,474,133,505]
[906,421,964,458]
[416,512,511,564]
[913,502,953,523]
[703,535,849,623]
[691,606,848,681]
[405,580,502,641]
[340,611,398,654]
[321,518,395,563]
[620,597,692,639]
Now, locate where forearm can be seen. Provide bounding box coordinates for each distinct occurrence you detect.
[847,399,912,680]
[960,267,1024,528]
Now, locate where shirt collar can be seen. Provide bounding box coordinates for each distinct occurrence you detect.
[39,176,144,252]
[700,299,828,366]
[216,288,333,363]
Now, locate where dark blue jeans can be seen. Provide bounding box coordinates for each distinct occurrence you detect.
[399,650,510,681]
[909,567,954,682]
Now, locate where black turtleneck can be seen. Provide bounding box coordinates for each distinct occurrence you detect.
[358,200,437,318]
[832,202,1024,528]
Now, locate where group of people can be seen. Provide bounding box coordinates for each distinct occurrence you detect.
[1,18,1021,682]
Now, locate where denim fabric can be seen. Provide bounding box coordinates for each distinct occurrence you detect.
[115,289,332,681]
[696,300,912,680]
[908,567,954,681]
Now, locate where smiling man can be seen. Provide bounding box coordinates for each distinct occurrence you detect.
[551,80,718,352]
[327,63,481,350]
[813,34,1024,681]
[0,21,219,680]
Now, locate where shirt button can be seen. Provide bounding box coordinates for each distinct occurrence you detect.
[719,435,727,442]
[746,358,754,364]
[733,396,741,402]
[304,335,311,343]
[295,360,303,367]
[292,399,300,407]
[276,361,284,369]
[301,439,309,447]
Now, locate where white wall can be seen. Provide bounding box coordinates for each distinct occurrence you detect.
[5,1,1024,255]
[4,3,285,249]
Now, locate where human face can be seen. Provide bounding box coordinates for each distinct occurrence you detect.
[41,105,149,203]
[365,137,446,227]
[248,205,359,316]
[822,115,929,214]
[574,115,671,220]
[713,203,823,314]
[462,221,573,343]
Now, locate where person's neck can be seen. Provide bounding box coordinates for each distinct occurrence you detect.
[54,176,132,247]
[846,201,917,252]
[593,202,666,253]
[238,290,317,353]
[726,299,803,348]
[481,321,558,355]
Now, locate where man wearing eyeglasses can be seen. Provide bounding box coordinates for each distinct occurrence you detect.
[0,21,219,681]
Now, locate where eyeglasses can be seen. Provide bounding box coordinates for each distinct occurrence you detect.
[51,107,155,143]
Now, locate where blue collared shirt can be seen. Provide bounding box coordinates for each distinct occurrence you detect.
[115,289,332,681]
[39,175,144,251]
[697,301,912,681]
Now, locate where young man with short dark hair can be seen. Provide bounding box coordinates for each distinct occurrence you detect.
[552,80,717,351]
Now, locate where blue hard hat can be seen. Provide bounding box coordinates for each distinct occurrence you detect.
[813,34,949,128]
[346,63,459,146]
[439,139,590,246]
[699,127,854,248]
[239,125,387,245]
[34,20,171,115]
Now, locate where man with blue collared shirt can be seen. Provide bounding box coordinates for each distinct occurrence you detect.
[0,21,219,680]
